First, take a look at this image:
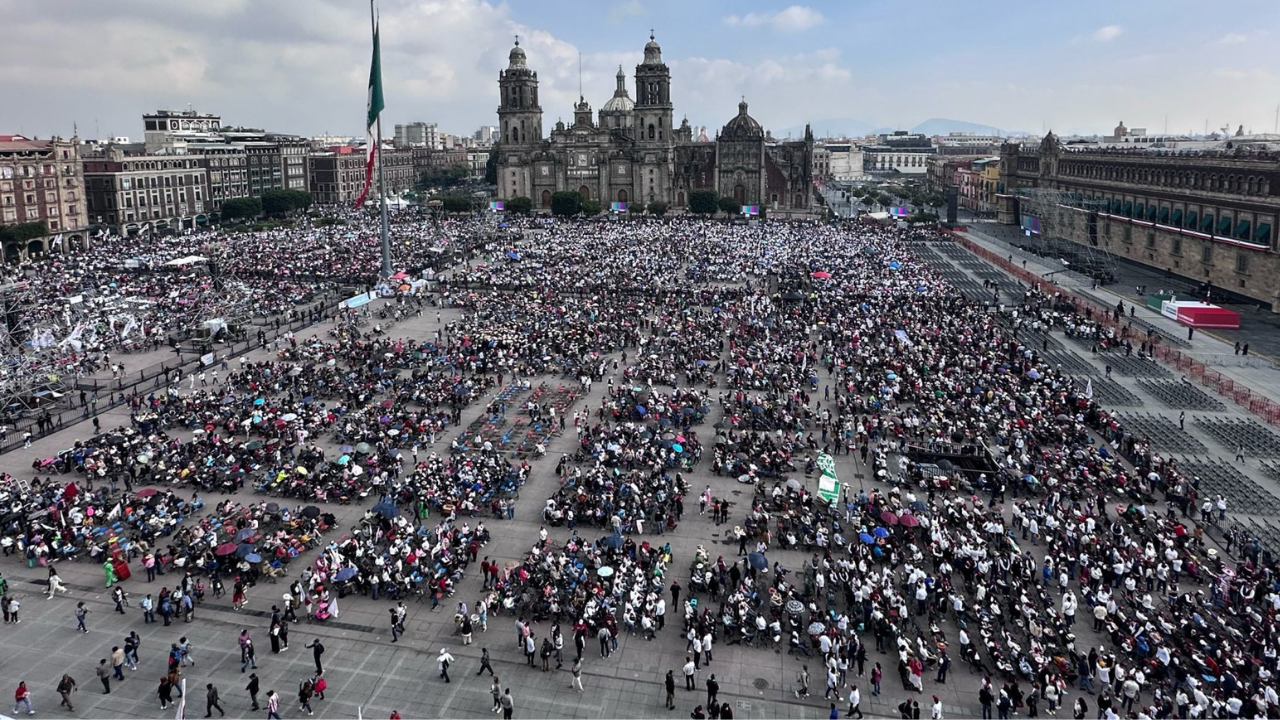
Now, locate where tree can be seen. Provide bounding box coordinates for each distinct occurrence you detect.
[260,189,300,216]
[550,191,581,218]
[688,189,718,215]
[506,196,533,216]
[439,195,472,213]
[646,200,668,217]
[718,196,741,216]
[484,149,498,185]
[287,190,312,211]
[220,197,263,221]
[580,199,602,216]
[0,221,47,244]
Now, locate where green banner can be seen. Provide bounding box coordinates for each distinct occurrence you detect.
[816,452,840,503]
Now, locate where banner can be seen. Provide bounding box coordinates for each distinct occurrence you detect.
[816,452,840,504]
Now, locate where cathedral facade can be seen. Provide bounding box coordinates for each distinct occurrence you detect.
[494,35,814,213]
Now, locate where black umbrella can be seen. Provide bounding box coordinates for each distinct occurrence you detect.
[301,505,321,519]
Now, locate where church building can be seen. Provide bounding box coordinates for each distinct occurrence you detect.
[494,34,814,213]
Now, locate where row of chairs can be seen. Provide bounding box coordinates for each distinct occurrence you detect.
[1175,455,1280,516]
[1136,379,1226,412]
[1115,412,1208,454]
[1193,416,1280,459]
[1085,377,1142,407]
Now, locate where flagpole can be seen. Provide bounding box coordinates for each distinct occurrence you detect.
[372,0,392,279]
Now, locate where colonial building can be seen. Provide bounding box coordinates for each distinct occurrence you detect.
[494,35,814,213]
[862,131,936,176]
[0,134,89,260]
[999,132,1280,310]
[83,146,210,235]
[308,149,366,206]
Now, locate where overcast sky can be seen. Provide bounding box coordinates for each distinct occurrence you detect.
[3,0,1278,141]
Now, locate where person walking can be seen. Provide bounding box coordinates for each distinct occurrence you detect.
[141,594,155,623]
[241,636,258,672]
[846,684,864,719]
[298,678,314,716]
[305,639,325,674]
[112,585,128,614]
[665,670,676,710]
[246,673,260,711]
[312,673,326,701]
[570,658,584,693]
[13,681,33,715]
[684,656,697,690]
[478,647,495,676]
[125,631,141,670]
[490,677,503,713]
[499,688,514,719]
[205,683,226,718]
[111,645,126,680]
[96,658,112,693]
[57,674,77,711]
[438,647,455,683]
[47,567,67,597]
[157,676,174,710]
[75,601,90,632]
[706,674,720,707]
[266,689,281,720]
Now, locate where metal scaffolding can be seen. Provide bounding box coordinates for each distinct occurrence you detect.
[1016,187,1119,284]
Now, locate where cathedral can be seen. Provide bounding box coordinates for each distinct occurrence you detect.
[494,34,814,213]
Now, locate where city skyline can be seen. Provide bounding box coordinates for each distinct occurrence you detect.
[2,0,1279,141]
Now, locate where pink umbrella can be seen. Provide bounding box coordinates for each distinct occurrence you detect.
[810,271,831,279]
[899,514,920,528]
[880,510,899,525]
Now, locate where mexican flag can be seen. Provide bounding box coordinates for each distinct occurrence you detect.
[355,22,385,208]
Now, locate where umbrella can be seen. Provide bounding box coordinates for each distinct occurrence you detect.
[873,527,890,538]
[880,510,899,525]
[337,454,351,466]
[387,429,400,437]
[301,506,321,519]
[747,552,767,571]
[235,528,255,542]
[355,442,372,454]
[135,487,158,498]
[671,443,683,453]
[334,567,358,582]
[244,553,263,564]
[810,271,831,279]
[900,514,920,528]
[601,533,623,550]
[351,465,364,476]
[635,405,647,416]
[859,532,875,545]
[372,501,400,519]
[281,413,298,422]
[340,445,354,454]
[807,621,826,635]
[714,436,728,446]
[235,545,254,559]
[246,440,264,451]
[253,398,265,406]
[785,599,805,614]
[598,566,615,578]
[136,454,151,464]
[266,502,280,513]
[786,478,802,491]
[214,542,237,556]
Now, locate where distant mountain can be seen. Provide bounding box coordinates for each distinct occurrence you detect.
[776,118,881,139]
[910,118,1004,136]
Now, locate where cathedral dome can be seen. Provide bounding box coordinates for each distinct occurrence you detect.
[601,66,635,112]
[508,41,527,70]
[721,100,763,139]
[643,32,662,64]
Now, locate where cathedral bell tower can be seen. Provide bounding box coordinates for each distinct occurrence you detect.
[634,32,673,148]
[497,37,542,147]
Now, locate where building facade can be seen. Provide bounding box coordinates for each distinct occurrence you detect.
[308,149,367,205]
[394,122,440,149]
[83,146,210,235]
[825,144,866,182]
[143,109,223,153]
[999,132,1280,309]
[862,131,936,176]
[0,134,89,260]
[494,36,813,213]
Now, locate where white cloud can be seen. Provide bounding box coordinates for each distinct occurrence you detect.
[1218,33,1248,44]
[725,5,824,33]
[1092,25,1124,42]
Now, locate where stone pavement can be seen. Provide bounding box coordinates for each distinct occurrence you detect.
[0,284,1153,720]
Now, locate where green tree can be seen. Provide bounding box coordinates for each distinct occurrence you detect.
[646,200,668,217]
[287,189,312,211]
[580,199,602,216]
[550,191,581,218]
[717,196,741,216]
[506,196,533,216]
[688,189,718,215]
[221,197,263,221]
[439,195,472,213]
[417,164,469,191]
[0,221,47,244]
[484,150,498,185]
[260,189,294,216]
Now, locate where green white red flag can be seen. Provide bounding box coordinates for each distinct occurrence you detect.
[355,23,385,208]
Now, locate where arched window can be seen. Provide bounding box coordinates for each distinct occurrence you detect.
[733,184,745,205]
[579,185,590,201]
[677,191,685,206]
[617,189,628,203]
[648,124,655,140]
[541,190,551,207]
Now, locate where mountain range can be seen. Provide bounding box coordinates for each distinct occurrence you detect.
[776,117,1021,140]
